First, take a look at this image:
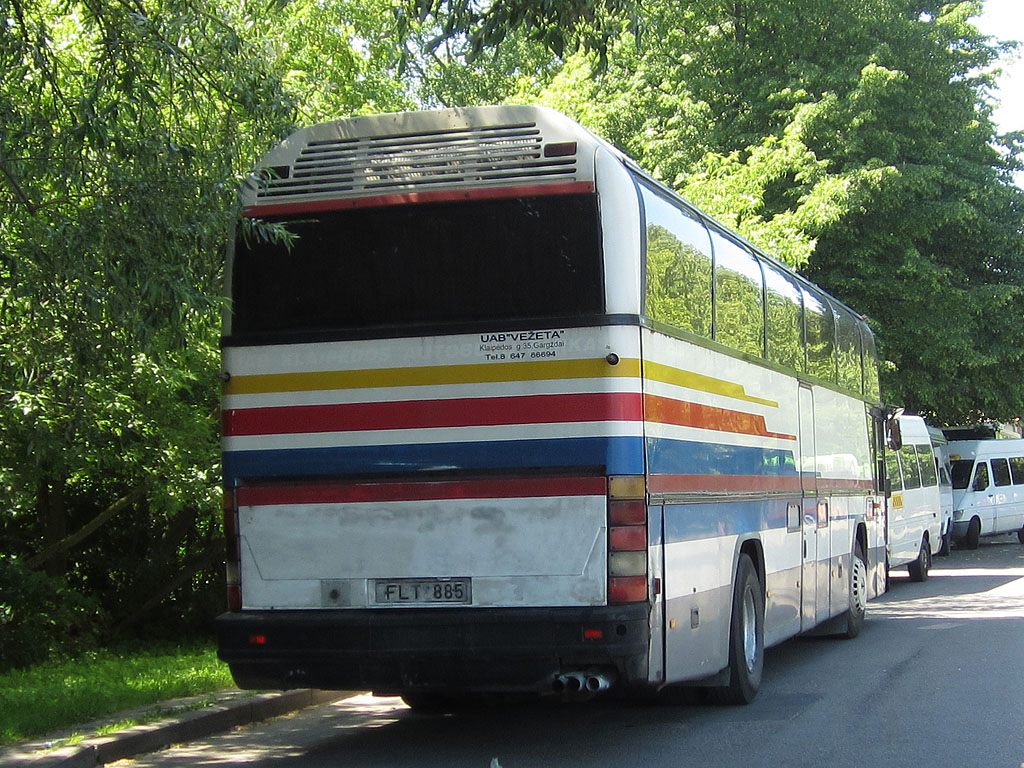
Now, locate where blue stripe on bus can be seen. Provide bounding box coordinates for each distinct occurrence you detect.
[223,436,646,486]
[662,499,791,544]
[646,437,797,477]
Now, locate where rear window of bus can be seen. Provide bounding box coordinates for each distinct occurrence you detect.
[231,194,604,336]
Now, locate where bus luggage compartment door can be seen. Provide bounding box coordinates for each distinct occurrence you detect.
[234,477,609,611]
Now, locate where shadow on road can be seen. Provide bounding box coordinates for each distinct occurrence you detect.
[875,539,1024,620]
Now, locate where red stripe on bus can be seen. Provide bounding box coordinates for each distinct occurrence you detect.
[223,392,643,436]
[643,394,796,440]
[648,474,803,494]
[242,182,597,217]
[813,478,875,492]
[649,475,873,494]
[236,475,608,506]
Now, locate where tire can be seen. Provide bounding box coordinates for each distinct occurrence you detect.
[965,517,981,550]
[710,554,764,705]
[1018,527,1024,545]
[400,692,458,714]
[907,538,931,582]
[838,542,868,639]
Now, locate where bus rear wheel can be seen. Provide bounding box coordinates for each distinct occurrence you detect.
[710,554,764,705]
[907,538,931,582]
[839,542,868,639]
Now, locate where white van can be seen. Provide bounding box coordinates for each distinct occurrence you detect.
[885,415,943,581]
[947,438,1024,548]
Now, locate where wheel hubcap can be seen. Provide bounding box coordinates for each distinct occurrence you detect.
[741,585,758,672]
[851,556,868,614]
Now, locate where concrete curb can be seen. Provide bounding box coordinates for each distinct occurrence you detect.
[1,689,348,767]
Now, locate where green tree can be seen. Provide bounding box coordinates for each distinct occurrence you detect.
[525,0,1024,423]
[0,0,655,661]
[0,0,293,642]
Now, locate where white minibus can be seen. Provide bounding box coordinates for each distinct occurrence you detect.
[884,415,942,581]
[948,438,1024,548]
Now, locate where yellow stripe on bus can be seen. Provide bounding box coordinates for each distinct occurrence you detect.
[226,357,644,395]
[227,357,778,408]
[642,362,779,408]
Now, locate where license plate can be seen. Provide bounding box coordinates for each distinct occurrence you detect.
[373,578,472,605]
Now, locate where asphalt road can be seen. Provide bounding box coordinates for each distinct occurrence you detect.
[113,539,1024,768]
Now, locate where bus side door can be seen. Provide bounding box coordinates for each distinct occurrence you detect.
[799,385,821,632]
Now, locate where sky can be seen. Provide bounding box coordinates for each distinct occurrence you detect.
[976,0,1023,136]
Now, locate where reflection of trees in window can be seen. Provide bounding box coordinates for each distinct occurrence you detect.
[763,261,804,372]
[642,187,713,337]
[803,288,836,382]
[646,225,713,336]
[918,445,938,486]
[861,326,881,401]
[834,304,863,395]
[992,458,1012,487]
[972,462,990,491]
[636,176,881,403]
[899,445,922,489]
[885,451,903,490]
[712,231,764,358]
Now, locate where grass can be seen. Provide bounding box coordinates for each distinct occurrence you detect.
[0,643,235,747]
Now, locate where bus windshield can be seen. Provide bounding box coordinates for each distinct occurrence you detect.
[951,459,975,490]
[230,193,604,337]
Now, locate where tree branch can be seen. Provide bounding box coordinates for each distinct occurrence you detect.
[24,485,148,571]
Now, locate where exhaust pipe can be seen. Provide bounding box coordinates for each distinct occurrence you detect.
[552,673,586,694]
[553,672,615,695]
[585,673,614,693]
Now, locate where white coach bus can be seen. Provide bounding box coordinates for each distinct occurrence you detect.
[216,106,888,707]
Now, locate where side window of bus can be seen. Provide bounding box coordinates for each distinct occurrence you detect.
[711,230,765,358]
[1010,456,1024,485]
[763,261,805,372]
[833,302,863,394]
[885,451,903,491]
[803,287,836,383]
[899,445,922,489]
[641,185,713,338]
[972,462,990,492]
[917,444,938,487]
[991,458,1012,487]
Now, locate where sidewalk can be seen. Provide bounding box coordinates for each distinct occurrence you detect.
[0,688,354,768]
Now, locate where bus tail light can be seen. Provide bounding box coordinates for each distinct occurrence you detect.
[224,488,242,612]
[609,576,648,603]
[608,475,647,604]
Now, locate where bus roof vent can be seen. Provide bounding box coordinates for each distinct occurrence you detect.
[252,122,579,204]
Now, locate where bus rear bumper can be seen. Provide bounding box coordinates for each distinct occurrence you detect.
[216,605,650,695]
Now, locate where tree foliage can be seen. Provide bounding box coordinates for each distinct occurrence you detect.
[409,0,639,64]
[0,0,644,666]
[0,0,297,653]
[523,0,1024,423]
